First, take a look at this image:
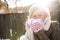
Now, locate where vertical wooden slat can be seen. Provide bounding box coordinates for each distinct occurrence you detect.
[0,13,28,40]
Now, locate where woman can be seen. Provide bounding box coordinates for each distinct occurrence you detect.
[20,4,59,40]
[25,4,51,40]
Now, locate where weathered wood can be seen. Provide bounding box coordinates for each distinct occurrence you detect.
[0,13,28,40]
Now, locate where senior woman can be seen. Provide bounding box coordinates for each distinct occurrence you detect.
[20,4,59,40]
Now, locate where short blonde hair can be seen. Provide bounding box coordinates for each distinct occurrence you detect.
[28,4,51,20]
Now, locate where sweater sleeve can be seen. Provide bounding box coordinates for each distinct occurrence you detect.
[49,21,60,40]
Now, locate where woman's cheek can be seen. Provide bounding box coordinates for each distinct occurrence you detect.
[40,16,45,21]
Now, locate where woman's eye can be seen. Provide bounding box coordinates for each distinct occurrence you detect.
[38,14,42,16]
[33,15,36,18]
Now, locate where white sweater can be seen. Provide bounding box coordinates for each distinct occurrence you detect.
[20,28,35,40]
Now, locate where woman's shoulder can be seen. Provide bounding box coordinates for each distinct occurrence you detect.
[44,21,59,36]
[50,21,59,30]
[49,21,60,40]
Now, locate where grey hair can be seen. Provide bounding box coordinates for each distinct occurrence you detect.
[28,4,51,20]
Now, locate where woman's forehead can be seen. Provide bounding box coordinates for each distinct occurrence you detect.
[33,9,46,15]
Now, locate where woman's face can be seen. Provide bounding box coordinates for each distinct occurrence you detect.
[32,9,46,21]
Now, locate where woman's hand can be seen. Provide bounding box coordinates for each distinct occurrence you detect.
[25,19,43,32]
[25,22,30,30]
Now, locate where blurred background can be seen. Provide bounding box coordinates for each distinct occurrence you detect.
[0,0,60,40]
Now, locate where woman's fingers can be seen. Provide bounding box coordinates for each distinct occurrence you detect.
[25,23,30,30]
